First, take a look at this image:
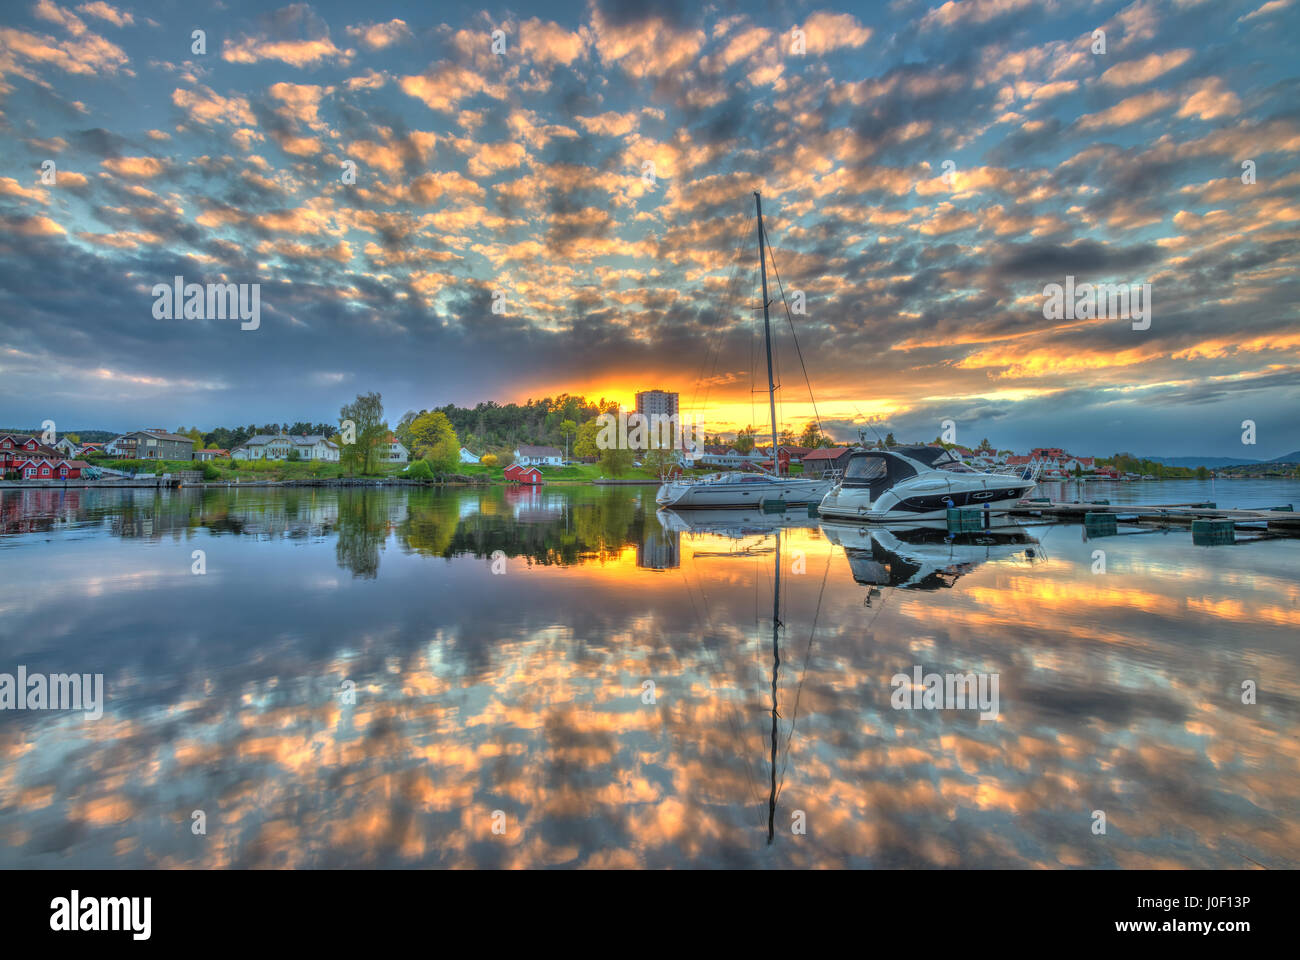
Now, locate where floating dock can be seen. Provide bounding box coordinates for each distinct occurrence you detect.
[1007,500,1300,536]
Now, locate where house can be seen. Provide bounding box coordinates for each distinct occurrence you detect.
[699,446,751,468]
[0,434,60,473]
[231,434,339,462]
[193,448,230,461]
[112,429,194,461]
[504,463,544,485]
[513,444,563,466]
[459,447,480,464]
[18,458,58,480]
[799,447,854,477]
[379,436,409,463]
[755,445,813,463]
[77,442,104,456]
[53,437,80,457]
[54,460,92,479]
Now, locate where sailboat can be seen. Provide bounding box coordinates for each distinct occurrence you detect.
[656,193,837,509]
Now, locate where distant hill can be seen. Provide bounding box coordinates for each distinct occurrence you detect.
[0,428,119,442]
[1148,453,1300,468]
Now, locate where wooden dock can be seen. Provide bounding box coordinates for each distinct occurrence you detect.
[1007,499,1300,535]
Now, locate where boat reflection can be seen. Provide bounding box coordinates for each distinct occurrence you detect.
[821,519,1045,591]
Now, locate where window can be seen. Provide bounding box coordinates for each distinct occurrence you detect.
[845,456,888,480]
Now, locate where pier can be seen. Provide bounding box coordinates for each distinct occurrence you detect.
[1005,499,1300,537]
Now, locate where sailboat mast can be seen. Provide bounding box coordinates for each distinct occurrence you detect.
[755,192,780,475]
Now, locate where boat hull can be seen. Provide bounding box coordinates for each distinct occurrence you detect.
[818,480,1036,521]
[656,476,834,508]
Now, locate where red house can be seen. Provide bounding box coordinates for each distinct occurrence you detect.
[17,458,57,480]
[504,463,544,485]
[55,460,92,479]
[1,433,59,473]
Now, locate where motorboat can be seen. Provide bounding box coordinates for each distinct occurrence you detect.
[821,519,1044,590]
[656,472,835,509]
[818,446,1038,522]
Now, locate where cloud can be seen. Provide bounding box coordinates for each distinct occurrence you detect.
[75,2,132,27]
[172,86,257,127]
[345,19,412,52]
[1099,49,1193,87]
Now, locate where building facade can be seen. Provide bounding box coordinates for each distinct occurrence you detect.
[635,390,679,419]
[118,430,194,460]
[514,444,563,466]
[231,434,340,461]
[379,437,409,463]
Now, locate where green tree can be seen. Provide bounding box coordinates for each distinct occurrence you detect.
[406,410,460,474]
[733,426,756,455]
[573,419,602,458]
[644,447,677,477]
[599,446,634,477]
[1196,465,1209,480]
[340,391,385,476]
[559,419,577,461]
[884,432,896,447]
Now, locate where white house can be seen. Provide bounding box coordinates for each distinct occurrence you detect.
[514,444,563,466]
[232,433,340,462]
[459,447,480,464]
[379,436,409,463]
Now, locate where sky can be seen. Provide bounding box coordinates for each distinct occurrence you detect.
[0,0,1297,457]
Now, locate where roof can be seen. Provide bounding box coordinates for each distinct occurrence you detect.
[887,445,951,466]
[129,429,193,443]
[516,444,563,457]
[60,460,92,469]
[238,433,334,447]
[505,463,542,472]
[801,447,850,460]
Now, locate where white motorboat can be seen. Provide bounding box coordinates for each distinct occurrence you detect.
[656,472,834,509]
[818,446,1038,522]
[821,518,1044,590]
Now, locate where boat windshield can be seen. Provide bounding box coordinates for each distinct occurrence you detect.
[844,456,888,480]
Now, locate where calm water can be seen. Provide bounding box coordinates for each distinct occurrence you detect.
[1,479,1297,868]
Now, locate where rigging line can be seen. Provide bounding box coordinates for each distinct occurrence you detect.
[775,543,832,798]
[764,225,824,440]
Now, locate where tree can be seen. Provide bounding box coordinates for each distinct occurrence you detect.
[1196,465,1209,480]
[340,392,385,476]
[481,453,499,468]
[573,419,602,458]
[644,447,677,477]
[406,411,460,474]
[884,432,896,447]
[733,426,756,455]
[599,446,634,477]
[65,432,81,445]
[799,422,825,448]
[559,419,577,461]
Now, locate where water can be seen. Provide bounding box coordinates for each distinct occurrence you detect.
[1,480,1297,868]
